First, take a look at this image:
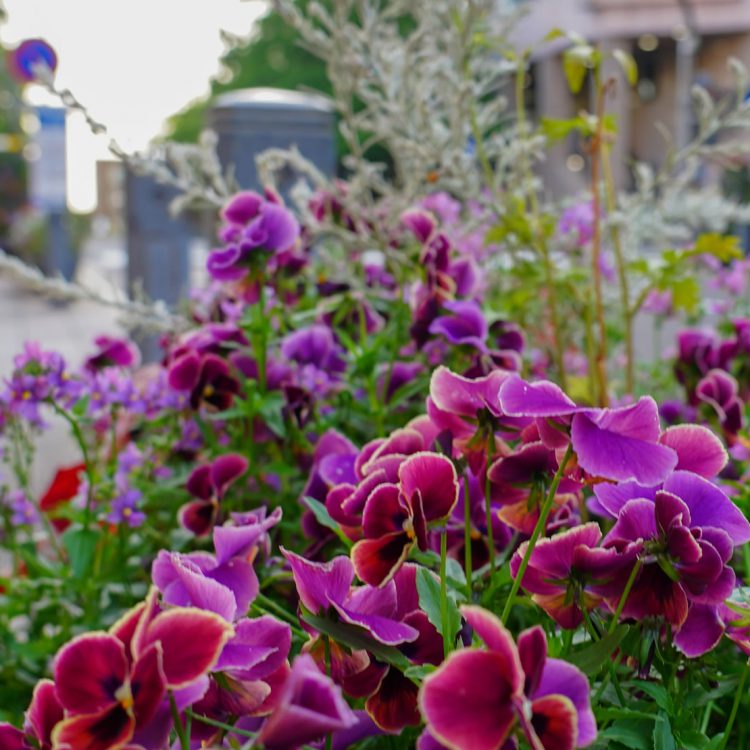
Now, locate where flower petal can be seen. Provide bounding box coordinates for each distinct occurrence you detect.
[399,452,459,523]
[351,533,412,587]
[659,425,727,479]
[52,706,134,750]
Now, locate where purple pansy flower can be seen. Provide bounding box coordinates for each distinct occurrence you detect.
[0,679,62,750]
[178,453,248,536]
[429,300,488,352]
[167,351,240,412]
[84,336,140,372]
[497,376,678,485]
[420,606,596,750]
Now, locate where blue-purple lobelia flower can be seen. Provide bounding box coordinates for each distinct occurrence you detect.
[497,375,678,485]
[207,191,300,282]
[420,606,596,750]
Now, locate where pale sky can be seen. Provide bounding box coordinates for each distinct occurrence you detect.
[1,0,267,211]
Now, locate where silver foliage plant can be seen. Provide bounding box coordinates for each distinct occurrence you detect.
[7,0,750,331]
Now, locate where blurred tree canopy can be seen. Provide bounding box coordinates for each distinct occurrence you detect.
[165,2,331,144]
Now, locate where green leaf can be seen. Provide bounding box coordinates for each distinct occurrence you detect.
[600,720,653,750]
[543,28,566,42]
[678,729,712,750]
[566,625,630,675]
[653,713,676,750]
[301,613,411,671]
[563,45,595,93]
[694,232,743,262]
[612,48,638,86]
[667,277,700,313]
[540,116,582,142]
[632,681,672,713]
[403,664,436,682]
[302,497,352,548]
[416,567,461,645]
[62,526,99,579]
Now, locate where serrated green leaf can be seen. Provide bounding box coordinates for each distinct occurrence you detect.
[566,625,629,675]
[416,567,461,645]
[301,613,411,672]
[613,48,638,86]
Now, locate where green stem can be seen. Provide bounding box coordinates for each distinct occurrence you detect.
[324,636,333,750]
[719,663,749,750]
[51,401,95,530]
[463,476,473,602]
[501,445,573,624]
[485,436,496,577]
[253,593,306,639]
[440,529,450,658]
[169,692,190,750]
[608,558,643,634]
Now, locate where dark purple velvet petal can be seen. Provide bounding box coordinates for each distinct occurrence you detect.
[365,668,421,731]
[351,533,413,587]
[361,484,408,538]
[186,465,213,501]
[130,643,166,727]
[517,626,547,696]
[211,454,248,495]
[168,351,201,393]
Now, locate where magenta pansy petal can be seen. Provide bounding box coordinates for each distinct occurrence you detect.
[178,499,216,537]
[351,533,413,587]
[498,376,578,417]
[460,606,523,695]
[593,480,657,519]
[54,632,128,713]
[0,725,25,750]
[517,626,547,696]
[663,471,750,545]
[282,549,354,613]
[141,609,233,689]
[535,658,596,746]
[524,695,577,750]
[222,190,263,224]
[522,523,602,580]
[25,679,64,747]
[213,506,282,565]
[172,555,238,621]
[659,425,727,479]
[130,643,166,727]
[399,452,459,522]
[402,209,436,243]
[167,351,201,393]
[419,649,517,750]
[603,499,658,545]
[675,604,725,657]
[429,366,508,417]
[211,453,249,493]
[362,484,408,538]
[52,705,134,750]
[219,616,292,680]
[334,602,419,646]
[209,558,259,617]
[571,399,677,484]
[186,465,213,500]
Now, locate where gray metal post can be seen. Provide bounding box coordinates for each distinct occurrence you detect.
[125,171,192,361]
[207,87,336,195]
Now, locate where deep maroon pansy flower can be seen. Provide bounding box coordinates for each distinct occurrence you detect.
[599,471,750,629]
[167,351,240,412]
[0,680,62,750]
[178,453,248,536]
[351,452,460,586]
[420,606,596,750]
[510,523,631,628]
[50,590,232,750]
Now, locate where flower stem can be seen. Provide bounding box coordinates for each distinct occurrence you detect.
[485,437,496,577]
[463,476,473,602]
[719,662,749,750]
[324,636,333,750]
[501,445,573,624]
[589,69,609,407]
[608,558,642,634]
[169,691,190,750]
[440,528,450,658]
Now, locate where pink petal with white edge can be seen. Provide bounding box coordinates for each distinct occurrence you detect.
[460,606,524,697]
[419,649,517,750]
[54,632,128,714]
[399,452,459,523]
[24,679,63,747]
[659,425,728,479]
[140,609,233,689]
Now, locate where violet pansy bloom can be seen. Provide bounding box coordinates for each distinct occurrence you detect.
[282,549,419,646]
[167,351,240,412]
[429,299,488,352]
[420,606,596,750]
[178,453,248,536]
[498,376,677,485]
[351,452,460,586]
[257,653,356,750]
[0,680,62,750]
[599,471,750,630]
[696,369,744,439]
